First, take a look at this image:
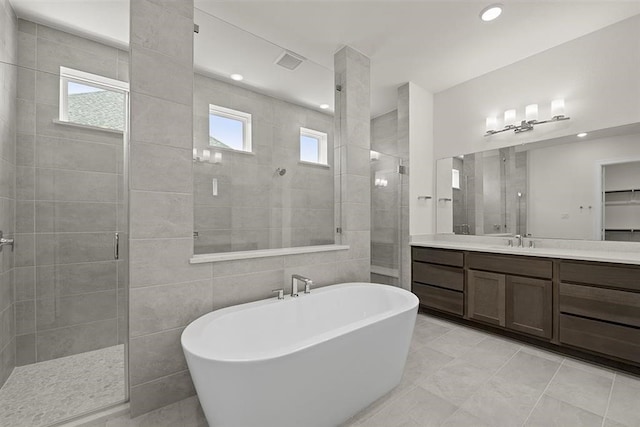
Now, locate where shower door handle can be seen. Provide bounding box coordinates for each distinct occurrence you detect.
[114,232,119,260]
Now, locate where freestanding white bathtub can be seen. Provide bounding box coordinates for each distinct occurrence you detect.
[181,282,418,427]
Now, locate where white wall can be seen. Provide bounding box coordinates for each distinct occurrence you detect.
[407,82,435,235]
[434,14,640,160]
[528,133,640,240]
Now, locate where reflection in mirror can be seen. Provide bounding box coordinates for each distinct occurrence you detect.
[437,124,640,242]
[193,9,337,254]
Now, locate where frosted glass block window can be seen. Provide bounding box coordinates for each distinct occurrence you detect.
[59,67,128,131]
[300,127,328,165]
[209,104,252,152]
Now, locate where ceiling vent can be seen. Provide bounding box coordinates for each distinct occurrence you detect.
[275,50,306,71]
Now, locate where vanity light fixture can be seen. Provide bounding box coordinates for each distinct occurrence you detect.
[485,98,570,136]
[480,4,503,22]
[230,73,244,81]
[577,132,588,138]
[193,149,222,164]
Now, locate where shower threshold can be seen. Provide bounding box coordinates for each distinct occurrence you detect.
[0,344,125,427]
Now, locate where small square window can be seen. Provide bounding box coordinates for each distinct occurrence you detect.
[209,104,252,152]
[59,67,128,131]
[300,127,328,165]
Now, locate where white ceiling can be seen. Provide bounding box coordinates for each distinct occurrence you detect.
[9,0,640,117]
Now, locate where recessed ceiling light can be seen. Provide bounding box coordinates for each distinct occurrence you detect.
[577,132,588,138]
[480,4,503,22]
[319,104,329,110]
[230,73,243,81]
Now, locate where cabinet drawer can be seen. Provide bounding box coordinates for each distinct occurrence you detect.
[559,283,640,328]
[412,282,463,316]
[412,247,463,267]
[560,262,640,292]
[467,253,552,279]
[559,314,640,364]
[412,262,463,291]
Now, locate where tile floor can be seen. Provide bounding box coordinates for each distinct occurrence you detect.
[0,345,125,427]
[99,314,640,427]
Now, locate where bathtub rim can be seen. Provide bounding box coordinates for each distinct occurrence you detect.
[181,282,418,363]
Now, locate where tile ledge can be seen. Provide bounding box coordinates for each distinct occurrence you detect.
[190,244,350,263]
[53,119,124,135]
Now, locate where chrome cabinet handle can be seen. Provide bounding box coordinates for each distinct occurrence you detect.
[114,232,119,260]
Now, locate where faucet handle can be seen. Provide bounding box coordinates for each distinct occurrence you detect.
[304,280,313,294]
[272,289,284,300]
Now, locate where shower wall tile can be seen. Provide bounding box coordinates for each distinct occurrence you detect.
[131,0,193,65]
[36,38,116,78]
[130,191,193,238]
[13,233,35,267]
[130,370,195,419]
[34,201,117,233]
[211,269,283,311]
[129,238,211,288]
[36,168,117,203]
[129,327,187,386]
[0,303,14,350]
[16,67,35,101]
[130,93,192,148]
[36,318,117,362]
[15,165,34,200]
[36,136,118,173]
[35,262,117,299]
[34,71,58,106]
[36,290,117,330]
[130,142,192,193]
[35,232,115,265]
[130,46,192,106]
[129,280,212,337]
[0,338,15,386]
[14,300,35,334]
[15,333,35,366]
[15,200,34,232]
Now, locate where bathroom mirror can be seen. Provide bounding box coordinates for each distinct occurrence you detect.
[436,123,640,242]
[191,7,337,254]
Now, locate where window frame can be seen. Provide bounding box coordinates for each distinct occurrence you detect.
[59,66,129,131]
[208,104,253,153]
[300,127,328,165]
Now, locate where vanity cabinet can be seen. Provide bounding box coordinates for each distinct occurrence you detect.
[559,261,640,364]
[466,253,552,339]
[412,245,640,371]
[411,247,464,316]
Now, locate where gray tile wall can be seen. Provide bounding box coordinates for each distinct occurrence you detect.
[0,0,17,388]
[128,2,371,417]
[192,74,334,254]
[14,20,127,365]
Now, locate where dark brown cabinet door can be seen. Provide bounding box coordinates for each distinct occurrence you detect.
[467,270,505,326]
[505,276,552,339]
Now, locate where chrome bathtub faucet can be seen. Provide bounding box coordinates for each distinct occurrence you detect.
[291,274,313,297]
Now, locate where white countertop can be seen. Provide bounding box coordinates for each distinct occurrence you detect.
[411,237,640,266]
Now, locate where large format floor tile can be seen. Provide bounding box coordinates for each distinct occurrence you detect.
[83,313,640,427]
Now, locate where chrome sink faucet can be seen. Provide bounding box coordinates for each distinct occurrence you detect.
[514,234,523,247]
[291,274,313,297]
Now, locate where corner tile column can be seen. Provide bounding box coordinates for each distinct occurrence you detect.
[129,0,212,417]
[334,47,371,280]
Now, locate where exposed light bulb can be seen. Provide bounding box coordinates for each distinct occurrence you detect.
[230,73,244,81]
[319,104,329,110]
[577,132,588,138]
[486,116,497,132]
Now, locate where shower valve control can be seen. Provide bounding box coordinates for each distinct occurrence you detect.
[0,231,14,252]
